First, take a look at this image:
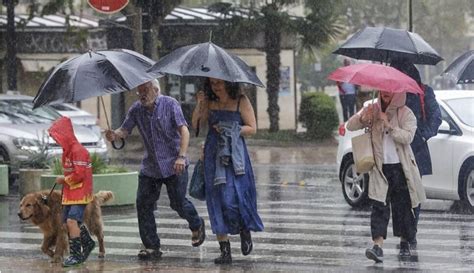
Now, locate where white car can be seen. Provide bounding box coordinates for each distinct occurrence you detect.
[336,90,474,209]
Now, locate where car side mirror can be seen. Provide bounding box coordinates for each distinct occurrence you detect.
[438,120,454,135]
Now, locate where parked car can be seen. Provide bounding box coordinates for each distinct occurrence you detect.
[337,90,474,209]
[49,103,101,135]
[0,93,108,181]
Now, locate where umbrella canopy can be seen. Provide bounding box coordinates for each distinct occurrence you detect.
[333,26,443,65]
[33,49,162,108]
[147,42,265,87]
[328,63,423,94]
[442,50,474,84]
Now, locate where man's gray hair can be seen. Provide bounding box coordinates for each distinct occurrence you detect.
[147,79,160,92]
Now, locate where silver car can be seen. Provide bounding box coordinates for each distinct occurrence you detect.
[49,103,101,136]
[0,93,108,179]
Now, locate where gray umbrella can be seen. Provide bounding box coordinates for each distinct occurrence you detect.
[443,50,474,84]
[147,42,265,87]
[333,26,443,65]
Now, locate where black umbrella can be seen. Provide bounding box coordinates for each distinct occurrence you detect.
[147,42,265,87]
[333,26,443,65]
[33,49,162,149]
[33,49,162,108]
[442,50,474,84]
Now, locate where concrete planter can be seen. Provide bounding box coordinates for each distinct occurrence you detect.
[0,165,8,195]
[41,171,138,206]
[18,168,51,197]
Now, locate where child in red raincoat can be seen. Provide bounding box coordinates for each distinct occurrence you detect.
[48,117,95,267]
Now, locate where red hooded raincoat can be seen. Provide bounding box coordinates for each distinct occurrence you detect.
[48,117,93,205]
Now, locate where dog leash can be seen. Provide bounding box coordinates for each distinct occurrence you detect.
[41,183,57,205]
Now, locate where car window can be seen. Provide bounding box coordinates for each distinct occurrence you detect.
[0,100,60,123]
[0,110,30,124]
[444,98,474,127]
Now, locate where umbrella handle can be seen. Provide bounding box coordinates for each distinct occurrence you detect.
[112,138,125,150]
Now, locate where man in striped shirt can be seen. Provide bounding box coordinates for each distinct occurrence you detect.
[105,79,205,259]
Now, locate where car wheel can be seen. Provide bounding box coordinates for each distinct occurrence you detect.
[341,157,369,207]
[459,160,474,209]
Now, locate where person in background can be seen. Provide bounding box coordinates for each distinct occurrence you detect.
[105,79,205,260]
[192,77,264,264]
[356,85,371,111]
[390,59,442,250]
[337,59,357,122]
[347,90,426,262]
[48,117,96,267]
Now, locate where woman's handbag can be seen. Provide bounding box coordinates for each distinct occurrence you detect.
[189,160,206,201]
[351,130,375,173]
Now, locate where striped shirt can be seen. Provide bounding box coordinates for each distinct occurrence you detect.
[121,95,188,178]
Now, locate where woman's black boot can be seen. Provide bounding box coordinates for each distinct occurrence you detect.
[214,240,232,264]
[240,230,253,256]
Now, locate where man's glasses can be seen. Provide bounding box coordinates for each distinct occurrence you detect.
[136,91,147,97]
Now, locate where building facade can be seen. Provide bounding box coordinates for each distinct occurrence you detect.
[0,6,300,131]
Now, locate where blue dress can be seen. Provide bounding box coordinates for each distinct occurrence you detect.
[204,109,264,235]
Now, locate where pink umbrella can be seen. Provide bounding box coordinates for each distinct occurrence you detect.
[328,63,423,94]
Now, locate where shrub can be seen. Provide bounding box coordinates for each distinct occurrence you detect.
[299,92,339,139]
[51,153,127,175]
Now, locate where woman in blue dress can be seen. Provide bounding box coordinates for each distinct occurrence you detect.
[192,77,264,264]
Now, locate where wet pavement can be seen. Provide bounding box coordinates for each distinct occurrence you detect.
[1,137,473,272]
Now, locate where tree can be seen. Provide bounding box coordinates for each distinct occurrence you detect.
[296,43,341,92]
[210,0,342,132]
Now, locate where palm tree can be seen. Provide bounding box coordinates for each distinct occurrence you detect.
[210,0,343,132]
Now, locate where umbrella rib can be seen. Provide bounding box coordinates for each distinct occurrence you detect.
[405,31,419,59]
[70,55,86,102]
[453,52,474,81]
[101,58,136,90]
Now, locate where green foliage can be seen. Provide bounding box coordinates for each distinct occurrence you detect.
[51,158,63,175]
[299,92,339,140]
[90,153,107,174]
[296,0,344,51]
[51,153,128,175]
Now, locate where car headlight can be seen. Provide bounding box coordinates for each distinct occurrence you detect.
[13,138,42,152]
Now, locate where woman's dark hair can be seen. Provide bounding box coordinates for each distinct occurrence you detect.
[201,78,240,101]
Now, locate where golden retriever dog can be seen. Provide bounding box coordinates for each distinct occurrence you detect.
[18,190,114,263]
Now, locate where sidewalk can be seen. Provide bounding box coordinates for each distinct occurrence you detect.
[108,134,338,166]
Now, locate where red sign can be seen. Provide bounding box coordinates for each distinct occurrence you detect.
[87,0,129,14]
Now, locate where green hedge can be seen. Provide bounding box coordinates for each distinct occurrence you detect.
[299,92,339,140]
